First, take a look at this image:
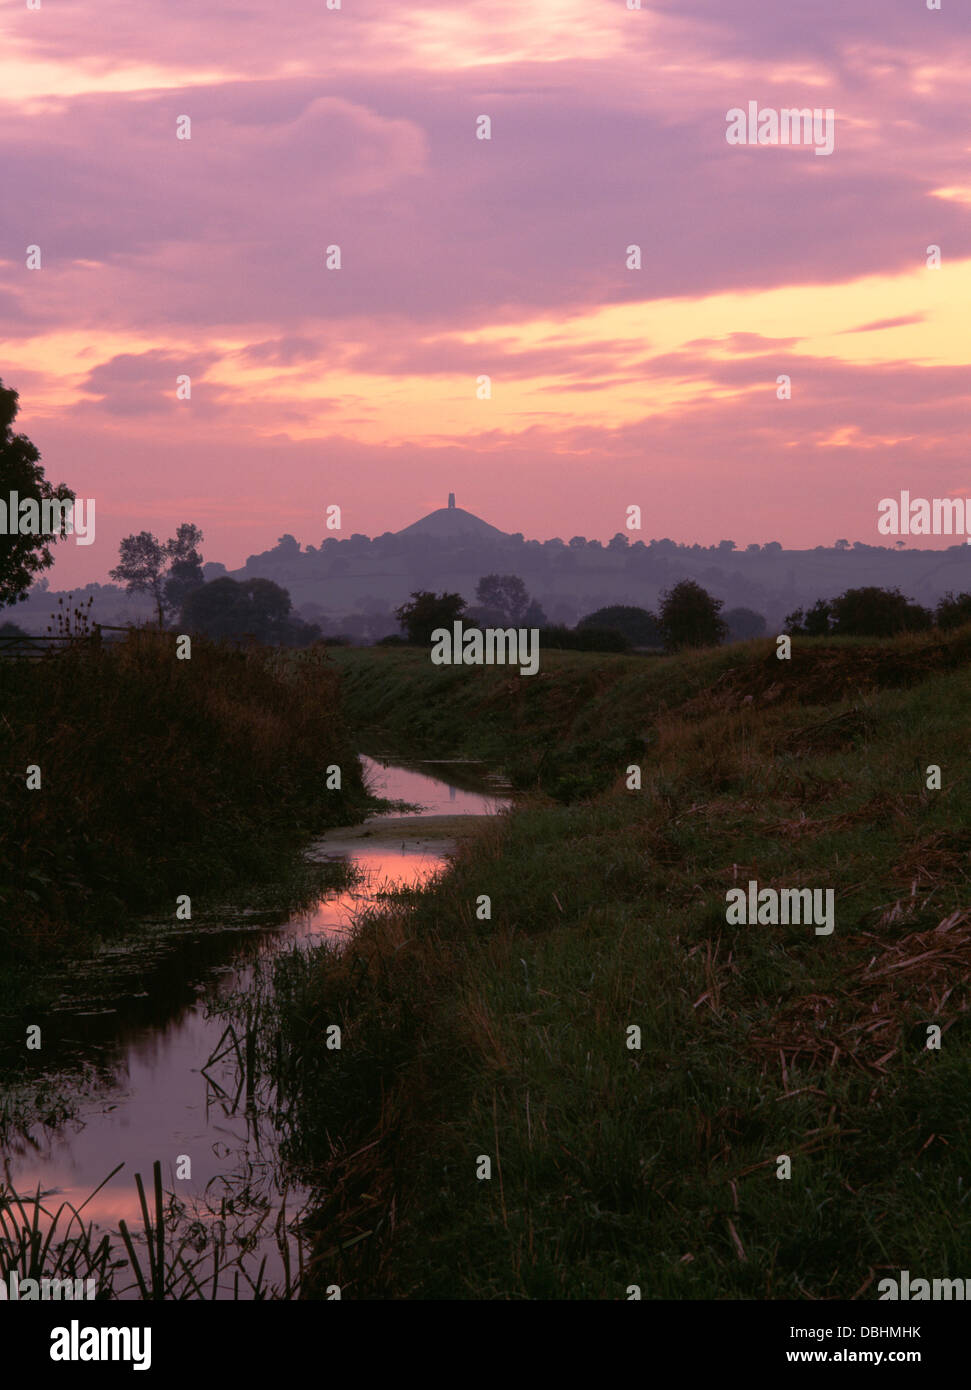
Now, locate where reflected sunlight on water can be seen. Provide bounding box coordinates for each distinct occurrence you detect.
[1,754,508,1298]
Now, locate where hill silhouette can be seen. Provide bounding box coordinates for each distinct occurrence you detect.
[396,499,509,543]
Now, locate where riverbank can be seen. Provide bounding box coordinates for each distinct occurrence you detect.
[0,632,371,1011]
[1,755,506,1298]
[328,627,971,799]
[271,634,971,1298]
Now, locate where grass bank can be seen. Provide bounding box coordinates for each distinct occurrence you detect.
[0,631,370,1005]
[329,630,971,799]
[262,632,970,1298]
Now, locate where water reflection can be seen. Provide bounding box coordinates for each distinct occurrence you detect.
[0,754,507,1298]
[360,754,509,814]
[291,755,508,942]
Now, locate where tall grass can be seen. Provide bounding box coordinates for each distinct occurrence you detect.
[0,1159,305,1299]
[328,626,971,799]
[0,630,369,989]
[252,634,971,1297]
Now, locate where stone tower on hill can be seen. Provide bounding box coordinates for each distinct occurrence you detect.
[395,496,509,542]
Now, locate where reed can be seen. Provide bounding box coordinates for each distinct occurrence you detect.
[1,1158,305,1299]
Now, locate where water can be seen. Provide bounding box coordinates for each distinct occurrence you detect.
[0,755,508,1298]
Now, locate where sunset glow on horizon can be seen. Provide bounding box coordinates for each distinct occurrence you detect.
[3,0,969,585]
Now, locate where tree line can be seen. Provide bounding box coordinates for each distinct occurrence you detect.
[392,578,761,652]
[4,377,971,651]
[394,579,971,653]
[784,587,971,636]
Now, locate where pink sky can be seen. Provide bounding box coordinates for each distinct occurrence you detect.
[2,0,970,588]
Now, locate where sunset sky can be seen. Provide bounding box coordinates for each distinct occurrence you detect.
[2,0,969,588]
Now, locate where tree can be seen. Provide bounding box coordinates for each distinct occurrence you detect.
[785,598,832,636]
[394,590,467,644]
[658,579,727,651]
[831,586,931,637]
[181,576,318,645]
[162,523,205,617]
[110,523,204,627]
[835,538,850,551]
[109,532,169,627]
[723,606,767,641]
[935,591,971,631]
[787,587,932,638]
[578,605,661,646]
[0,379,76,608]
[473,574,546,627]
[475,574,530,625]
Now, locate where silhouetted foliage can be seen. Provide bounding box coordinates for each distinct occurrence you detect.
[935,591,971,631]
[787,587,932,637]
[835,587,933,635]
[111,523,205,628]
[723,606,768,642]
[805,599,834,636]
[0,380,75,608]
[784,598,833,636]
[162,524,205,617]
[180,576,320,646]
[658,579,727,651]
[394,590,468,644]
[475,574,529,624]
[111,533,169,626]
[473,574,547,627]
[578,605,661,646]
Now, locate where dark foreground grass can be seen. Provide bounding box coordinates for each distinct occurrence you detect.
[0,631,369,1003]
[262,635,970,1298]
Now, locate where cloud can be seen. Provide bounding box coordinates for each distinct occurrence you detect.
[840,314,926,335]
[74,349,219,416]
[2,0,969,587]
